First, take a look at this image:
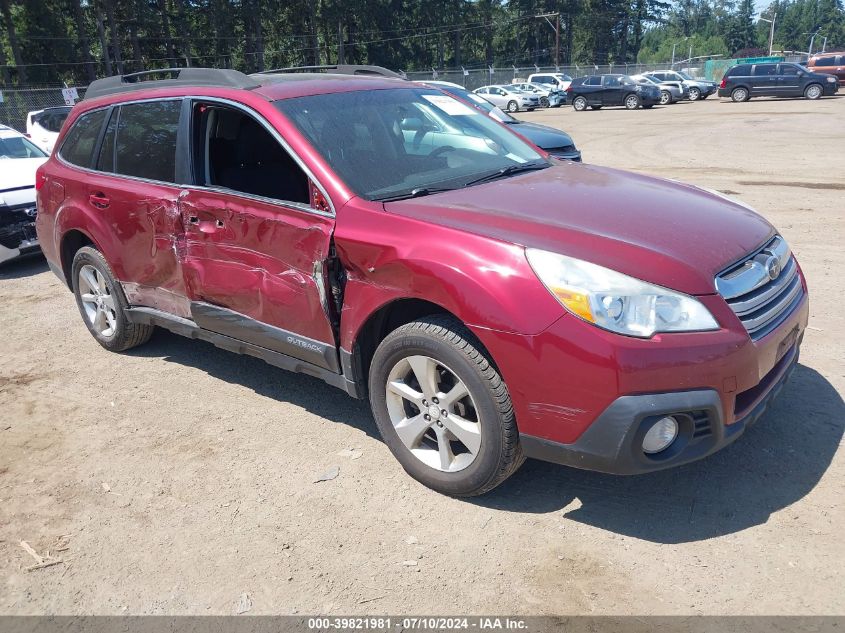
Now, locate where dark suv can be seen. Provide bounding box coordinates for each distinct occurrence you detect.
[36,67,807,496]
[718,62,839,101]
[567,74,661,110]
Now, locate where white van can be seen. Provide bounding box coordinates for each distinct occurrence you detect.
[527,72,573,92]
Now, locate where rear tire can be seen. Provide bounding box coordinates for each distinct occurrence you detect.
[731,87,750,102]
[368,315,524,497]
[540,96,550,108]
[804,83,823,100]
[625,94,640,109]
[71,246,154,352]
[572,96,587,111]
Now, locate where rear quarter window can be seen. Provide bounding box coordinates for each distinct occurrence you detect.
[60,109,108,168]
[814,56,837,66]
[726,65,751,77]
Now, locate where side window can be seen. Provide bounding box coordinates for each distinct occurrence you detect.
[729,65,750,77]
[96,108,118,172]
[816,56,837,66]
[194,103,309,205]
[652,73,666,81]
[113,100,181,182]
[780,65,800,76]
[585,76,600,86]
[753,64,778,76]
[60,109,107,168]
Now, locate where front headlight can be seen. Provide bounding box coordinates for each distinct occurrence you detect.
[827,77,836,83]
[525,249,719,338]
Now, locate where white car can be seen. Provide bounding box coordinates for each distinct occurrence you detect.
[527,72,573,92]
[510,82,565,107]
[473,85,540,112]
[0,124,48,265]
[26,106,72,153]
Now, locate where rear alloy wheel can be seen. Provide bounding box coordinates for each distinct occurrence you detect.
[689,86,701,101]
[731,87,749,102]
[540,96,550,108]
[72,246,154,352]
[369,315,524,496]
[660,90,671,105]
[804,83,823,100]
[506,100,519,113]
[625,94,641,109]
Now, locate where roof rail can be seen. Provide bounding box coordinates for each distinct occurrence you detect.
[84,68,261,100]
[257,64,406,79]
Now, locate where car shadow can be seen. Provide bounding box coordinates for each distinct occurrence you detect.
[126,329,379,439]
[471,363,843,543]
[126,331,842,543]
[0,253,48,279]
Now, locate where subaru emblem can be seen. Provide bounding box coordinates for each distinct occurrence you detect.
[765,256,781,280]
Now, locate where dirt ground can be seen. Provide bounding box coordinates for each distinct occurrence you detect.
[1,95,844,616]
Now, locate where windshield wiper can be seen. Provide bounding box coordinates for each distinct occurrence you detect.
[373,186,455,203]
[463,161,549,187]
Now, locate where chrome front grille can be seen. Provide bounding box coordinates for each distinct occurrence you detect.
[716,235,803,340]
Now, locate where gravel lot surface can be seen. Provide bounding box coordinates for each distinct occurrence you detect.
[1,95,843,616]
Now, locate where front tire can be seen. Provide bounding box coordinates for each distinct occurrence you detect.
[689,86,701,101]
[804,83,823,100]
[368,315,524,497]
[540,96,550,108]
[71,246,154,352]
[572,96,587,111]
[659,90,671,105]
[506,100,519,113]
[625,94,640,109]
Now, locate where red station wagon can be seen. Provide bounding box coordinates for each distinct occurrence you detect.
[36,67,809,496]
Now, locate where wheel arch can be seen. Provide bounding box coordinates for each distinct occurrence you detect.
[343,297,502,400]
[58,228,99,288]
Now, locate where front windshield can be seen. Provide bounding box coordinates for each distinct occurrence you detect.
[0,135,48,159]
[677,71,694,80]
[554,74,572,81]
[275,88,545,201]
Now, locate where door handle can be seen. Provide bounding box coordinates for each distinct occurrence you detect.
[88,193,110,209]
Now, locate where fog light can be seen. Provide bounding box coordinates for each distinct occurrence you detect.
[642,416,679,454]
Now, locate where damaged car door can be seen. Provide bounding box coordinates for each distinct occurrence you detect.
[177,100,339,372]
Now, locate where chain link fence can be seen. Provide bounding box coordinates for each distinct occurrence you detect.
[0,87,86,133]
[404,63,680,90]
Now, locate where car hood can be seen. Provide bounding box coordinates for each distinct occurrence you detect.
[0,157,47,193]
[506,121,574,149]
[384,163,774,295]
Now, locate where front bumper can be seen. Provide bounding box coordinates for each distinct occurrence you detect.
[0,202,40,265]
[521,339,800,474]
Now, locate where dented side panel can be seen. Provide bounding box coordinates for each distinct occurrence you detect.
[178,189,337,347]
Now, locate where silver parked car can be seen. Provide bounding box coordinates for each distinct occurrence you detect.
[510,81,565,107]
[630,74,686,104]
[473,85,540,112]
[645,70,717,101]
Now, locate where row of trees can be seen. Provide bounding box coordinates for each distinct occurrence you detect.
[638,0,845,63]
[1,0,843,87]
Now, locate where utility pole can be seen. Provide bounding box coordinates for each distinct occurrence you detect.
[759,12,776,56]
[535,13,560,67]
[338,21,345,64]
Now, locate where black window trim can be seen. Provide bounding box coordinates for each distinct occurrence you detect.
[55,95,334,218]
[57,107,110,170]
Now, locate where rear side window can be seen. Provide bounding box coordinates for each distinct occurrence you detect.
[533,75,554,83]
[753,64,778,76]
[585,76,601,86]
[727,65,751,77]
[60,109,107,168]
[35,110,70,133]
[114,100,181,183]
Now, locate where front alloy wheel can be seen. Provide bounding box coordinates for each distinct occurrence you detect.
[689,86,701,101]
[572,96,587,111]
[625,94,640,109]
[506,100,519,112]
[804,84,823,100]
[385,355,480,472]
[368,316,524,496]
[660,90,671,105]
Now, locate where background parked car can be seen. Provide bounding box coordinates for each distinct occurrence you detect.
[807,52,845,85]
[528,72,573,92]
[646,70,717,100]
[568,74,661,110]
[510,81,565,107]
[0,123,47,265]
[26,106,72,153]
[420,81,581,161]
[631,73,686,104]
[474,85,539,112]
[718,62,839,101]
